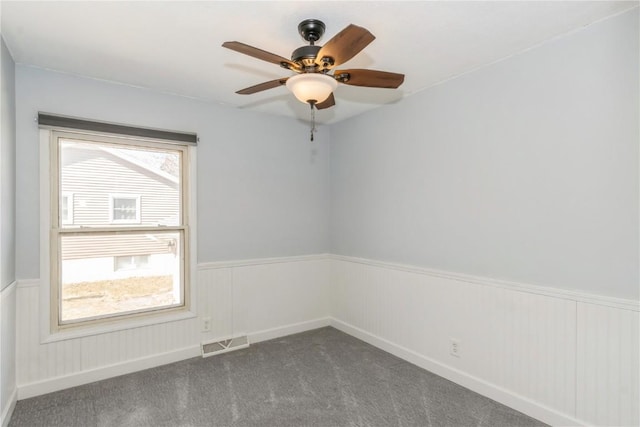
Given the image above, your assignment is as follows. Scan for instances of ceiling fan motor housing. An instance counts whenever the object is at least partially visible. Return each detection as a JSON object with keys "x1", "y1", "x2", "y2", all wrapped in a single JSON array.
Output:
[
  {"x1": 294, "y1": 20, "x2": 334, "y2": 70},
  {"x1": 291, "y1": 45, "x2": 322, "y2": 68}
]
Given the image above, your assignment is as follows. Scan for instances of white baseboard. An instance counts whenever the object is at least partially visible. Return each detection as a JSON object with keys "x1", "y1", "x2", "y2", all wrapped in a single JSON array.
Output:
[
  {"x1": 17, "y1": 345, "x2": 201, "y2": 400},
  {"x1": 1, "y1": 388, "x2": 17, "y2": 427},
  {"x1": 16, "y1": 317, "x2": 331, "y2": 400},
  {"x1": 248, "y1": 317, "x2": 331, "y2": 344},
  {"x1": 329, "y1": 318, "x2": 588, "y2": 427}
]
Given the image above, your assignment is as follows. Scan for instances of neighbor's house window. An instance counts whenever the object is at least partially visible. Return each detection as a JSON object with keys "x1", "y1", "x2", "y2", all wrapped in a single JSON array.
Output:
[
  {"x1": 110, "y1": 194, "x2": 141, "y2": 223},
  {"x1": 114, "y1": 254, "x2": 150, "y2": 271},
  {"x1": 61, "y1": 192, "x2": 74, "y2": 224},
  {"x1": 51, "y1": 130, "x2": 190, "y2": 329}
]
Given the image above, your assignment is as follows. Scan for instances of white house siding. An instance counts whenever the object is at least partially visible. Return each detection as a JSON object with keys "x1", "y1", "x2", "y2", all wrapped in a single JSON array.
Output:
[
  {"x1": 60, "y1": 233, "x2": 178, "y2": 261},
  {"x1": 61, "y1": 146, "x2": 179, "y2": 229},
  {"x1": 62, "y1": 254, "x2": 178, "y2": 283}
]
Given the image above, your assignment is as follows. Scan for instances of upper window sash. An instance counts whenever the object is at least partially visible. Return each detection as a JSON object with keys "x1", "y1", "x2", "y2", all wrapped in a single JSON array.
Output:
[{"x1": 53, "y1": 131, "x2": 188, "y2": 231}]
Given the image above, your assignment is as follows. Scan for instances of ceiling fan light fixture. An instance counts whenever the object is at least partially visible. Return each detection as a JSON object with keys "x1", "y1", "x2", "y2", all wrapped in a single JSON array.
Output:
[{"x1": 286, "y1": 73, "x2": 337, "y2": 105}]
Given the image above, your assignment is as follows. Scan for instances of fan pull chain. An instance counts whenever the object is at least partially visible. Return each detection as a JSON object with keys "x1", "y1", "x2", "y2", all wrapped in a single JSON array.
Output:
[{"x1": 310, "y1": 103, "x2": 317, "y2": 142}]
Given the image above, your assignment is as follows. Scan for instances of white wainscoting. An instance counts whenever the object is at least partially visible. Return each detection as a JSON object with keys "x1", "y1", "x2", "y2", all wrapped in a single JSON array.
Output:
[
  {"x1": 197, "y1": 255, "x2": 331, "y2": 344},
  {"x1": 576, "y1": 303, "x2": 639, "y2": 426},
  {"x1": 11, "y1": 254, "x2": 638, "y2": 427},
  {"x1": 1, "y1": 281, "x2": 17, "y2": 427},
  {"x1": 15, "y1": 255, "x2": 331, "y2": 399},
  {"x1": 329, "y1": 256, "x2": 640, "y2": 427}
]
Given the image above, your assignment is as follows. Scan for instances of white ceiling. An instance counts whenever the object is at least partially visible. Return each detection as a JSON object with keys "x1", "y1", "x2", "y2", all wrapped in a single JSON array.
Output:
[{"x1": 1, "y1": 1, "x2": 637, "y2": 124}]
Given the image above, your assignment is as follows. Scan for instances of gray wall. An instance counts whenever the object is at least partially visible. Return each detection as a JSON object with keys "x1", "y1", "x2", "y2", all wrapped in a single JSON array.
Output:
[
  {"x1": 1, "y1": 36, "x2": 16, "y2": 290},
  {"x1": 15, "y1": 66, "x2": 330, "y2": 279},
  {"x1": 330, "y1": 9, "x2": 639, "y2": 300},
  {"x1": 1, "y1": 34, "x2": 18, "y2": 423}
]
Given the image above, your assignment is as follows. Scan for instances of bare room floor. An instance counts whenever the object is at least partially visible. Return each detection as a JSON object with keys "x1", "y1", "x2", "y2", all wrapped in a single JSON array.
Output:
[{"x1": 9, "y1": 327, "x2": 547, "y2": 427}]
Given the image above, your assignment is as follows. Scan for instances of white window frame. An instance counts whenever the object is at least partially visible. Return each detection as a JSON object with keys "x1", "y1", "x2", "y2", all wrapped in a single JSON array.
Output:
[
  {"x1": 61, "y1": 191, "x2": 74, "y2": 225},
  {"x1": 109, "y1": 193, "x2": 141, "y2": 224},
  {"x1": 39, "y1": 129, "x2": 197, "y2": 342}
]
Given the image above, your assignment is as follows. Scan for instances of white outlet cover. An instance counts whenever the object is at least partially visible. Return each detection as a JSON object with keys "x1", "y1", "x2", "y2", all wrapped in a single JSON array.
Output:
[
  {"x1": 202, "y1": 317, "x2": 211, "y2": 332},
  {"x1": 450, "y1": 339, "x2": 461, "y2": 357}
]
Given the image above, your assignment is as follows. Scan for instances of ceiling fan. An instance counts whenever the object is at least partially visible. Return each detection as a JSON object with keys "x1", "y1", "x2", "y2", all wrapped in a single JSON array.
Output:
[{"x1": 222, "y1": 19, "x2": 405, "y2": 111}]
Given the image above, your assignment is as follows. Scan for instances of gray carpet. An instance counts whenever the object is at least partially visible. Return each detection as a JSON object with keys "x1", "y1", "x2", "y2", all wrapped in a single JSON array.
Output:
[{"x1": 9, "y1": 327, "x2": 547, "y2": 427}]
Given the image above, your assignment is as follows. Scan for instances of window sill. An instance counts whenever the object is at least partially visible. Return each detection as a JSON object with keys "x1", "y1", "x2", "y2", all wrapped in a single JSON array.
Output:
[{"x1": 41, "y1": 309, "x2": 197, "y2": 344}]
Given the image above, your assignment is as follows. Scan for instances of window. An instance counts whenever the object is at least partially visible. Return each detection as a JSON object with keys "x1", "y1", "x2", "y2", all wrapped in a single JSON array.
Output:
[
  {"x1": 114, "y1": 255, "x2": 150, "y2": 271},
  {"x1": 61, "y1": 192, "x2": 74, "y2": 224},
  {"x1": 50, "y1": 130, "x2": 190, "y2": 329},
  {"x1": 110, "y1": 194, "x2": 140, "y2": 223}
]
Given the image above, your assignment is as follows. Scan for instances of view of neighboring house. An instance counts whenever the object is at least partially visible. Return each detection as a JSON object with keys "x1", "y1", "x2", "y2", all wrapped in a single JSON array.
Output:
[
  {"x1": 58, "y1": 139, "x2": 182, "y2": 320},
  {"x1": 60, "y1": 140, "x2": 180, "y2": 281}
]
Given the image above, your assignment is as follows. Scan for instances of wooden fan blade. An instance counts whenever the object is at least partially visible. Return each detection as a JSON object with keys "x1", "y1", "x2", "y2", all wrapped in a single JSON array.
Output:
[
  {"x1": 315, "y1": 93, "x2": 335, "y2": 110},
  {"x1": 314, "y1": 25, "x2": 375, "y2": 69},
  {"x1": 236, "y1": 78, "x2": 289, "y2": 95},
  {"x1": 334, "y1": 69, "x2": 404, "y2": 88},
  {"x1": 222, "y1": 41, "x2": 300, "y2": 71}
]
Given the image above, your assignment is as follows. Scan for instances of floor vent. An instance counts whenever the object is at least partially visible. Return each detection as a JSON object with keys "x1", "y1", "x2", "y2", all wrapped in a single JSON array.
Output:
[{"x1": 201, "y1": 336, "x2": 250, "y2": 358}]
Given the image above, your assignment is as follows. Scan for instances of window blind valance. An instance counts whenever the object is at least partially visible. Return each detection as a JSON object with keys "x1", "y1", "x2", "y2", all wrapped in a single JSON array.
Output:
[{"x1": 38, "y1": 113, "x2": 198, "y2": 145}]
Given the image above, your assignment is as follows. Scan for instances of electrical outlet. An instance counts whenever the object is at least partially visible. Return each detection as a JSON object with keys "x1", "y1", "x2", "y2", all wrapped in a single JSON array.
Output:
[
  {"x1": 450, "y1": 338, "x2": 461, "y2": 357},
  {"x1": 202, "y1": 317, "x2": 211, "y2": 332}
]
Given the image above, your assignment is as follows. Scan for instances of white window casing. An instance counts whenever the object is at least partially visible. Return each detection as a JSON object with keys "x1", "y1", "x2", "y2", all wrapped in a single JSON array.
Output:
[{"x1": 39, "y1": 128, "x2": 198, "y2": 342}]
